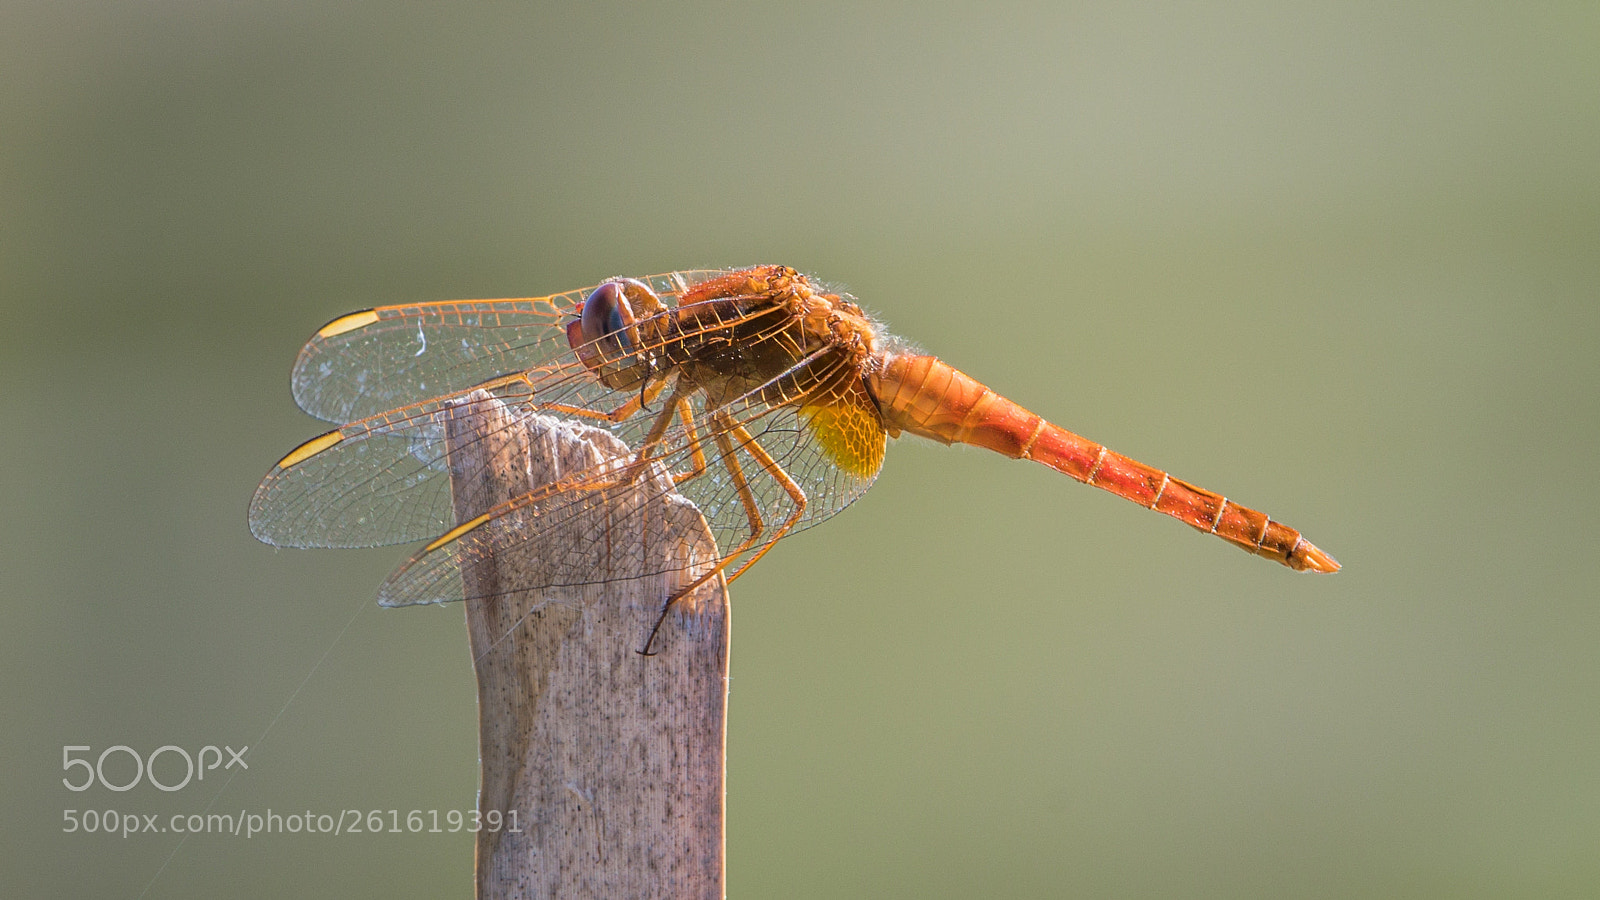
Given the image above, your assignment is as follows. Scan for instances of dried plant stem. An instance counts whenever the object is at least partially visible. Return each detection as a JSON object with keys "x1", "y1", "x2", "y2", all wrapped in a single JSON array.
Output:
[{"x1": 444, "y1": 391, "x2": 729, "y2": 900}]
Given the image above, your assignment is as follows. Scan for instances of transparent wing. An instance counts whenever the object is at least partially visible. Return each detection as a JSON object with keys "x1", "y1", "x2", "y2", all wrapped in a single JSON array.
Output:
[
  {"x1": 250, "y1": 358, "x2": 689, "y2": 549},
  {"x1": 254, "y1": 272, "x2": 740, "y2": 550},
  {"x1": 290, "y1": 270, "x2": 730, "y2": 423}
]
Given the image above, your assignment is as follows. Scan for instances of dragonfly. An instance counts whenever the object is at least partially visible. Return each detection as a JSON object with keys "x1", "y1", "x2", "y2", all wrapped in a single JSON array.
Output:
[{"x1": 251, "y1": 265, "x2": 1338, "y2": 652}]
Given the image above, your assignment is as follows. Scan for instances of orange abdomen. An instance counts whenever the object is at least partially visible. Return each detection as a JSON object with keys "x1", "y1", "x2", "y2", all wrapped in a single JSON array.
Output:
[{"x1": 867, "y1": 354, "x2": 1338, "y2": 573}]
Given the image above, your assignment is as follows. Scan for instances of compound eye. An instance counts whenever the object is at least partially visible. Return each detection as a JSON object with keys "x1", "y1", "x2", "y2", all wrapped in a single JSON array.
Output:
[{"x1": 579, "y1": 280, "x2": 637, "y2": 352}]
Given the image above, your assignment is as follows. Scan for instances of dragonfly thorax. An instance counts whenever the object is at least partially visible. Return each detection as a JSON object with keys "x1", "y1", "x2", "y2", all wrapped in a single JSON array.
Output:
[{"x1": 669, "y1": 267, "x2": 882, "y2": 411}]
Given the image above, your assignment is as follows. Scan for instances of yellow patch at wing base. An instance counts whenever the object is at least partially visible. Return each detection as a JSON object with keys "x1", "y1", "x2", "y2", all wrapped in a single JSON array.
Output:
[{"x1": 801, "y1": 382, "x2": 887, "y2": 479}]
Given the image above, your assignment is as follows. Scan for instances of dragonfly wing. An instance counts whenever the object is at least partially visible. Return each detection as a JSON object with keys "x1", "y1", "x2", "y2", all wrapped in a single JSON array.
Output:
[
  {"x1": 251, "y1": 380, "x2": 530, "y2": 548},
  {"x1": 291, "y1": 294, "x2": 583, "y2": 424},
  {"x1": 290, "y1": 271, "x2": 734, "y2": 423},
  {"x1": 251, "y1": 365, "x2": 640, "y2": 548}
]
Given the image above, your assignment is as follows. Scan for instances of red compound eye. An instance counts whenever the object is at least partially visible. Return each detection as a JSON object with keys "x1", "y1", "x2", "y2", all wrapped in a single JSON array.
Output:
[
  {"x1": 568, "y1": 278, "x2": 655, "y2": 384},
  {"x1": 579, "y1": 280, "x2": 637, "y2": 352}
]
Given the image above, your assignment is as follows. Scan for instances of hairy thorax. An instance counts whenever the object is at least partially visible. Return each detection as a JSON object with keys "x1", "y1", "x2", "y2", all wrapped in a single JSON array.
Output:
[{"x1": 667, "y1": 266, "x2": 882, "y2": 411}]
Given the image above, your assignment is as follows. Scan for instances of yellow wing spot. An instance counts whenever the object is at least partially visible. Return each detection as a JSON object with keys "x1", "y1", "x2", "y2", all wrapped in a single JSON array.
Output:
[
  {"x1": 801, "y1": 386, "x2": 887, "y2": 479},
  {"x1": 276, "y1": 430, "x2": 345, "y2": 469},
  {"x1": 424, "y1": 513, "x2": 493, "y2": 553},
  {"x1": 316, "y1": 309, "x2": 381, "y2": 338}
]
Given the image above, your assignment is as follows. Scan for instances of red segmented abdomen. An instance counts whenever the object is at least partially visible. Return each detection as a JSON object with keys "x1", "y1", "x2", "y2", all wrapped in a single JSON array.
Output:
[{"x1": 866, "y1": 354, "x2": 1339, "y2": 573}]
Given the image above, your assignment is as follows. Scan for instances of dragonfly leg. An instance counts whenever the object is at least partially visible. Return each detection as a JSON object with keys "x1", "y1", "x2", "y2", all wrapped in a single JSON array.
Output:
[
  {"x1": 639, "y1": 417, "x2": 809, "y2": 655},
  {"x1": 639, "y1": 420, "x2": 759, "y2": 655},
  {"x1": 560, "y1": 381, "x2": 687, "y2": 491},
  {"x1": 709, "y1": 420, "x2": 767, "y2": 551},
  {"x1": 671, "y1": 397, "x2": 709, "y2": 485},
  {"x1": 716, "y1": 421, "x2": 807, "y2": 585},
  {"x1": 534, "y1": 371, "x2": 671, "y2": 424},
  {"x1": 538, "y1": 398, "x2": 639, "y2": 423},
  {"x1": 542, "y1": 390, "x2": 703, "y2": 500},
  {"x1": 627, "y1": 381, "x2": 688, "y2": 469}
]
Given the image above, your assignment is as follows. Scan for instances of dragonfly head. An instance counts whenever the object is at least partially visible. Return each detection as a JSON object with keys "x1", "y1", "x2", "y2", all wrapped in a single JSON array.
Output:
[{"x1": 568, "y1": 278, "x2": 658, "y2": 388}]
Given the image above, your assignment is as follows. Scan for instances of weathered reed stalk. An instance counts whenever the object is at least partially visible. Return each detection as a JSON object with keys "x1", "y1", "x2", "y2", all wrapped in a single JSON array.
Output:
[{"x1": 443, "y1": 390, "x2": 728, "y2": 899}]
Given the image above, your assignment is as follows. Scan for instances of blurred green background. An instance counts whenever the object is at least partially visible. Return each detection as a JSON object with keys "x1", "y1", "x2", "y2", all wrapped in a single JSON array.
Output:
[{"x1": 4, "y1": 2, "x2": 1597, "y2": 897}]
